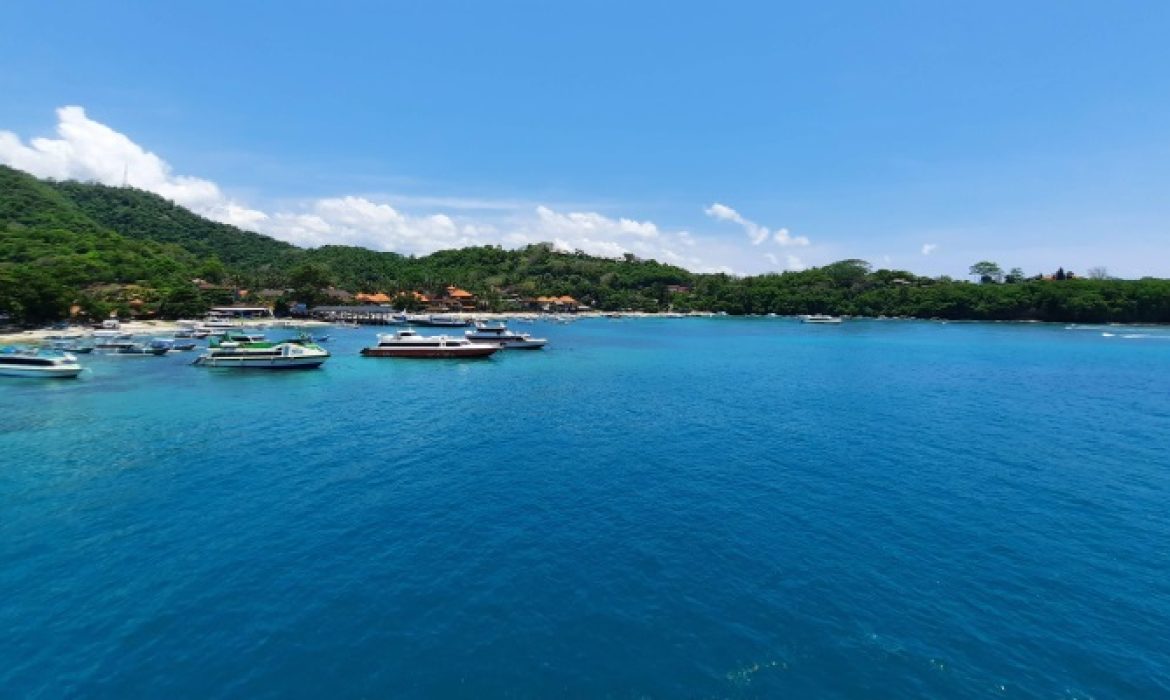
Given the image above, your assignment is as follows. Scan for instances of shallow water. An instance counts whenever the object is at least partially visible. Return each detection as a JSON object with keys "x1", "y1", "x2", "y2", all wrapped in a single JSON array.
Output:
[{"x1": 2, "y1": 319, "x2": 1168, "y2": 697}]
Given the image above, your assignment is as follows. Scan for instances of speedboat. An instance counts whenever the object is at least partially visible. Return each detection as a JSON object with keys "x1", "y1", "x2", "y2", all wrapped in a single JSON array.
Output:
[
  {"x1": 801, "y1": 314, "x2": 844, "y2": 324},
  {"x1": 193, "y1": 335, "x2": 329, "y2": 369},
  {"x1": 361, "y1": 329, "x2": 499, "y2": 358},
  {"x1": 465, "y1": 322, "x2": 547, "y2": 350},
  {"x1": 0, "y1": 347, "x2": 84, "y2": 378}
]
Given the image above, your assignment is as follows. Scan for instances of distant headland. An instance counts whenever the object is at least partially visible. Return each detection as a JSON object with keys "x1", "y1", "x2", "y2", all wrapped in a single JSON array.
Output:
[{"x1": 2, "y1": 165, "x2": 1167, "y2": 327}]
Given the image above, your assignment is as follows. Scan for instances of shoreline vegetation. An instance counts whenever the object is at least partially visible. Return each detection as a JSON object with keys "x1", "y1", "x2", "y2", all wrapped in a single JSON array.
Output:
[{"x1": 3, "y1": 164, "x2": 1169, "y2": 328}]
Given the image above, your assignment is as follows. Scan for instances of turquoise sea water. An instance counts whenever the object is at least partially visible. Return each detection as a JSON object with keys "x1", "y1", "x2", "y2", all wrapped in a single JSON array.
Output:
[{"x1": 2, "y1": 318, "x2": 1168, "y2": 697}]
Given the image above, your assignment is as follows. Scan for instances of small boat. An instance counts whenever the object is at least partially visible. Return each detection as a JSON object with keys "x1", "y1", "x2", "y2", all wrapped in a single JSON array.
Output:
[
  {"x1": 0, "y1": 347, "x2": 84, "y2": 378},
  {"x1": 801, "y1": 314, "x2": 844, "y2": 324},
  {"x1": 465, "y1": 322, "x2": 547, "y2": 350},
  {"x1": 114, "y1": 343, "x2": 169, "y2": 356},
  {"x1": 149, "y1": 338, "x2": 198, "y2": 353},
  {"x1": 193, "y1": 336, "x2": 329, "y2": 369},
  {"x1": 49, "y1": 339, "x2": 95, "y2": 354},
  {"x1": 93, "y1": 331, "x2": 136, "y2": 348},
  {"x1": 361, "y1": 329, "x2": 499, "y2": 358}
]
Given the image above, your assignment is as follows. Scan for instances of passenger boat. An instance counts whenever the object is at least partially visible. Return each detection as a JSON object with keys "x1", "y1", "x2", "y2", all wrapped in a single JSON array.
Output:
[
  {"x1": 465, "y1": 322, "x2": 547, "y2": 350},
  {"x1": 192, "y1": 335, "x2": 329, "y2": 369},
  {"x1": 360, "y1": 329, "x2": 499, "y2": 358},
  {"x1": 0, "y1": 347, "x2": 84, "y2": 378},
  {"x1": 801, "y1": 314, "x2": 844, "y2": 324}
]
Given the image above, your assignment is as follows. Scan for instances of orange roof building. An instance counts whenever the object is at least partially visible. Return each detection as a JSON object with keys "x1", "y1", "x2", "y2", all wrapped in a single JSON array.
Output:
[{"x1": 355, "y1": 292, "x2": 392, "y2": 304}]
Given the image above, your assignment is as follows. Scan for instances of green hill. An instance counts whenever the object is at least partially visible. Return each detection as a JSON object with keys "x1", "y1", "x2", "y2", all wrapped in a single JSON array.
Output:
[
  {"x1": 51, "y1": 179, "x2": 301, "y2": 280},
  {"x1": 2, "y1": 165, "x2": 1168, "y2": 325}
]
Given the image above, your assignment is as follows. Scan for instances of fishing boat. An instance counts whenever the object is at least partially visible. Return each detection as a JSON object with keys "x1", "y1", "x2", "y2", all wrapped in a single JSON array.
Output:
[
  {"x1": 0, "y1": 347, "x2": 84, "y2": 378},
  {"x1": 193, "y1": 335, "x2": 329, "y2": 369},
  {"x1": 114, "y1": 342, "x2": 169, "y2": 356},
  {"x1": 465, "y1": 322, "x2": 547, "y2": 350},
  {"x1": 801, "y1": 314, "x2": 844, "y2": 324},
  {"x1": 360, "y1": 329, "x2": 499, "y2": 358}
]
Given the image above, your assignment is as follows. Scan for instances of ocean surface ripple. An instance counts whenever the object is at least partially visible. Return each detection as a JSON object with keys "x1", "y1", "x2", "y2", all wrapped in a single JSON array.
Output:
[{"x1": 2, "y1": 319, "x2": 1168, "y2": 697}]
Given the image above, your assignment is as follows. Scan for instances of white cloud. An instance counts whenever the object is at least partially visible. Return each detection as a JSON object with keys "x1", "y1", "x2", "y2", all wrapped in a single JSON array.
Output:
[
  {"x1": 0, "y1": 106, "x2": 815, "y2": 274},
  {"x1": 786, "y1": 255, "x2": 806, "y2": 271},
  {"x1": 534, "y1": 205, "x2": 659, "y2": 239},
  {"x1": 704, "y1": 202, "x2": 809, "y2": 247},
  {"x1": 921, "y1": 243, "x2": 938, "y2": 255},
  {"x1": 0, "y1": 105, "x2": 267, "y2": 228}
]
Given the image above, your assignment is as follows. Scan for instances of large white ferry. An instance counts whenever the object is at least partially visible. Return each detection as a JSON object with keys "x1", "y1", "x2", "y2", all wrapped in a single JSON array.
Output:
[
  {"x1": 361, "y1": 329, "x2": 499, "y2": 358},
  {"x1": 193, "y1": 335, "x2": 329, "y2": 369}
]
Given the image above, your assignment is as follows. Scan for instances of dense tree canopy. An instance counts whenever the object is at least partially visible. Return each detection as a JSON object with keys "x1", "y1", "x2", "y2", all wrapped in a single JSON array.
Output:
[{"x1": 1, "y1": 165, "x2": 1168, "y2": 325}]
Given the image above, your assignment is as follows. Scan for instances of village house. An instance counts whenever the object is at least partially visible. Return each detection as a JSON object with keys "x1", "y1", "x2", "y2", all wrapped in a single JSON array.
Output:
[
  {"x1": 354, "y1": 292, "x2": 393, "y2": 305},
  {"x1": 525, "y1": 295, "x2": 582, "y2": 313}
]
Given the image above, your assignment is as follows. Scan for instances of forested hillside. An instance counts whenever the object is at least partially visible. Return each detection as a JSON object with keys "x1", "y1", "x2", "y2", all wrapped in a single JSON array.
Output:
[{"x1": 2, "y1": 165, "x2": 1168, "y2": 325}]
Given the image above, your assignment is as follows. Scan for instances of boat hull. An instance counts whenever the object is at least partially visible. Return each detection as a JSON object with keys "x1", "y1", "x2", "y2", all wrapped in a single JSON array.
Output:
[
  {"x1": 361, "y1": 346, "x2": 498, "y2": 358},
  {"x1": 193, "y1": 356, "x2": 326, "y2": 369},
  {"x1": 465, "y1": 337, "x2": 547, "y2": 349},
  {"x1": 0, "y1": 365, "x2": 83, "y2": 379}
]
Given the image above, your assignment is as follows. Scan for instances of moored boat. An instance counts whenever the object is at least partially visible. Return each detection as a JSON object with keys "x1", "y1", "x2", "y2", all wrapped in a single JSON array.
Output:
[
  {"x1": 360, "y1": 329, "x2": 499, "y2": 358},
  {"x1": 193, "y1": 336, "x2": 329, "y2": 369},
  {"x1": 0, "y1": 347, "x2": 84, "y2": 378},
  {"x1": 114, "y1": 342, "x2": 169, "y2": 356},
  {"x1": 801, "y1": 314, "x2": 844, "y2": 324},
  {"x1": 465, "y1": 322, "x2": 547, "y2": 350}
]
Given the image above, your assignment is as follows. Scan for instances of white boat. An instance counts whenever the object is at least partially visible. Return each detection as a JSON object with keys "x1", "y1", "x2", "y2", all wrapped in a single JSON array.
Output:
[
  {"x1": 465, "y1": 322, "x2": 547, "y2": 350},
  {"x1": 801, "y1": 314, "x2": 844, "y2": 324},
  {"x1": 0, "y1": 347, "x2": 84, "y2": 378},
  {"x1": 361, "y1": 329, "x2": 499, "y2": 358},
  {"x1": 193, "y1": 336, "x2": 329, "y2": 369}
]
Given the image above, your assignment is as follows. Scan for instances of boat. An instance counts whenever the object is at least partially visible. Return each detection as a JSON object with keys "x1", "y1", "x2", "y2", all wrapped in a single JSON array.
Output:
[
  {"x1": 0, "y1": 347, "x2": 84, "y2": 378},
  {"x1": 114, "y1": 342, "x2": 169, "y2": 356},
  {"x1": 149, "y1": 338, "x2": 197, "y2": 353},
  {"x1": 92, "y1": 329, "x2": 136, "y2": 348},
  {"x1": 360, "y1": 329, "x2": 499, "y2": 358},
  {"x1": 48, "y1": 338, "x2": 95, "y2": 354},
  {"x1": 801, "y1": 314, "x2": 844, "y2": 324},
  {"x1": 406, "y1": 314, "x2": 470, "y2": 328},
  {"x1": 192, "y1": 335, "x2": 329, "y2": 369},
  {"x1": 465, "y1": 322, "x2": 547, "y2": 350}
]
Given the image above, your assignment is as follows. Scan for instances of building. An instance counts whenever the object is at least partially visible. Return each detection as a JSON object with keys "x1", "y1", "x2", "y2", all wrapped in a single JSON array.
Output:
[
  {"x1": 354, "y1": 292, "x2": 393, "y2": 305},
  {"x1": 442, "y1": 286, "x2": 478, "y2": 312}
]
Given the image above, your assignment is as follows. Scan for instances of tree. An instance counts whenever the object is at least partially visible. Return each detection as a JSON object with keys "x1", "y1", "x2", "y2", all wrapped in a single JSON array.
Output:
[
  {"x1": 288, "y1": 262, "x2": 335, "y2": 306},
  {"x1": 969, "y1": 261, "x2": 1004, "y2": 284},
  {"x1": 1087, "y1": 266, "x2": 1109, "y2": 280},
  {"x1": 1005, "y1": 267, "x2": 1025, "y2": 284},
  {"x1": 1055, "y1": 267, "x2": 1066, "y2": 281},
  {"x1": 157, "y1": 284, "x2": 207, "y2": 319}
]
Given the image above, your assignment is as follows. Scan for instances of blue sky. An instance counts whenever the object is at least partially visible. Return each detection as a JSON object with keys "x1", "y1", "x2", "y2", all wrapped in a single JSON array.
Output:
[{"x1": 2, "y1": 1, "x2": 1169, "y2": 276}]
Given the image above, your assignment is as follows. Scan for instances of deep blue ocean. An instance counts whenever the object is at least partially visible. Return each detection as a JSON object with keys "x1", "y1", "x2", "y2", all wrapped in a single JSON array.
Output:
[{"x1": 2, "y1": 318, "x2": 1168, "y2": 698}]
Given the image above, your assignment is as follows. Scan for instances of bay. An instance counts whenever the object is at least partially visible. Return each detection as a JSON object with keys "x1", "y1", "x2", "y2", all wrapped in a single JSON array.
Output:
[{"x1": 2, "y1": 318, "x2": 1168, "y2": 697}]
